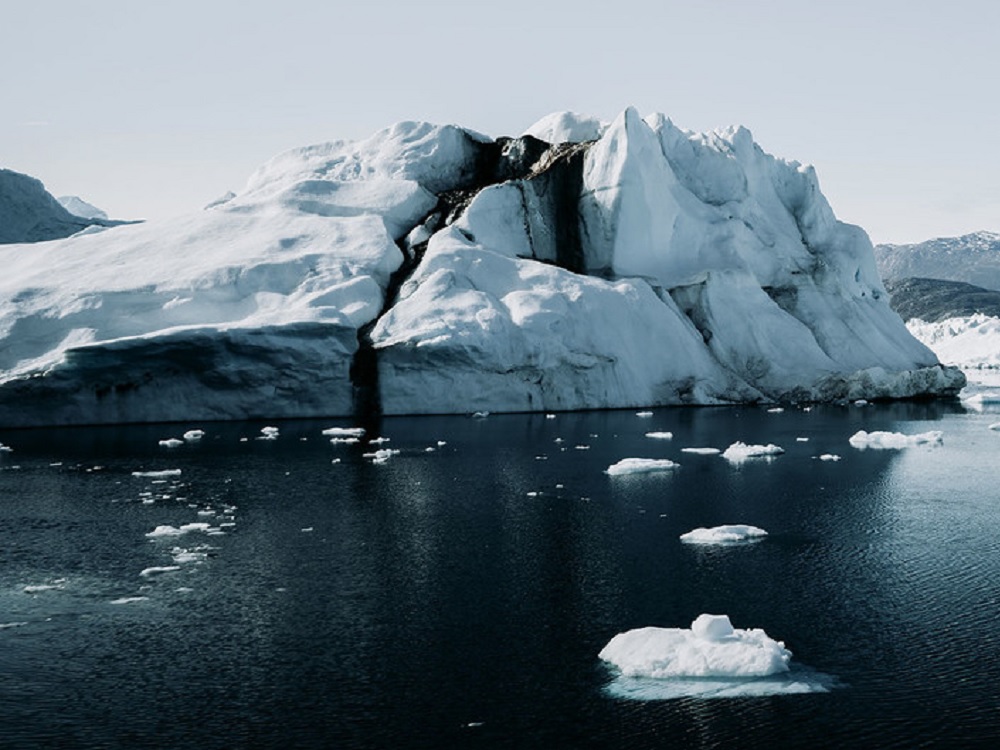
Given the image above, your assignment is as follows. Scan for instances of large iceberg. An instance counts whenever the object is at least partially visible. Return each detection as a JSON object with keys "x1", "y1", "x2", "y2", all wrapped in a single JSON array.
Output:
[{"x1": 0, "y1": 110, "x2": 964, "y2": 426}]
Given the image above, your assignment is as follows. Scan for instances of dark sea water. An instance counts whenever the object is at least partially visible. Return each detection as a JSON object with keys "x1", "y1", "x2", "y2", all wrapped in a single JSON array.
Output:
[{"x1": 2, "y1": 398, "x2": 1000, "y2": 749}]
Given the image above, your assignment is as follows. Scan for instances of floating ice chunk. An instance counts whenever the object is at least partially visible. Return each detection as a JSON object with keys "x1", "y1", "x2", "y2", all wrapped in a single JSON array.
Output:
[
  {"x1": 437, "y1": 440, "x2": 447, "y2": 446},
  {"x1": 681, "y1": 447, "x2": 721, "y2": 455},
  {"x1": 991, "y1": 423, "x2": 1000, "y2": 431},
  {"x1": 546, "y1": 414, "x2": 557, "y2": 419},
  {"x1": 0, "y1": 442, "x2": 12, "y2": 453},
  {"x1": 606, "y1": 458, "x2": 679, "y2": 476},
  {"x1": 110, "y1": 596, "x2": 149, "y2": 605},
  {"x1": 301, "y1": 527, "x2": 314, "y2": 532},
  {"x1": 330, "y1": 437, "x2": 360, "y2": 444},
  {"x1": 645, "y1": 431, "x2": 673, "y2": 440},
  {"x1": 322, "y1": 427, "x2": 366, "y2": 438},
  {"x1": 0, "y1": 621, "x2": 28, "y2": 628},
  {"x1": 796, "y1": 437, "x2": 810, "y2": 442},
  {"x1": 819, "y1": 453, "x2": 842, "y2": 461},
  {"x1": 636, "y1": 411, "x2": 653, "y2": 418},
  {"x1": 23, "y1": 583, "x2": 64, "y2": 593},
  {"x1": 140, "y1": 566, "x2": 181, "y2": 577},
  {"x1": 365, "y1": 448, "x2": 400, "y2": 464},
  {"x1": 766, "y1": 407, "x2": 784, "y2": 414},
  {"x1": 131, "y1": 469, "x2": 182, "y2": 478},
  {"x1": 183, "y1": 429, "x2": 205, "y2": 442},
  {"x1": 369, "y1": 437, "x2": 391, "y2": 445},
  {"x1": 575, "y1": 445, "x2": 591, "y2": 450},
  {"x1": 158, "y1": 438, "x2": 184, "y2": 448},
  {"x1": 848, "y1": 430, "x2": 943, "y2": 449},
  {"x1": 680, "y1": 525, "x2": 768, "y2": 545},
  {"x1": 721, "y1": 442, "x2": 785, "y2": 463},
  {"x1": 172, "y1": 547, "x2": 209, "y2": 564},
  {"x1": 145, "y1": 522, "x2": 211, "y2": 538},
  {"x1": 854, "y1": 399, "x2": 870, "y2": 407},
  {"x1": 258, "y1": 426, "x2": 280, "y2": 440},
  {"x1": 472, "y1": 411, "x2": 490, "y2": 418},
  {"x1": 599, "y1": 614, "x2": 792, "y2": 679}
]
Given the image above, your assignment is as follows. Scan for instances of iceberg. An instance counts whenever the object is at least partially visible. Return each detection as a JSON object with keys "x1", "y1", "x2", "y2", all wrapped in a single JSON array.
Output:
[
  {"x1": 680, "y1": 525, "x2": 768, "y2": 544},
  {"x1": 0, "y1": 110, "x2": 964, "y2": 426},
  {"x1": 599, "y1": 614, "x2": 791, "y2": 679},
  {"x1": 606, "y1": 458, "x2": 680, "y2": 476},
  {"x1": 721, "y1": 442, "x2": 785, "y2": 463},
  {"x1": 848, "y1": 430, "x2": 943, "y2": 449}
]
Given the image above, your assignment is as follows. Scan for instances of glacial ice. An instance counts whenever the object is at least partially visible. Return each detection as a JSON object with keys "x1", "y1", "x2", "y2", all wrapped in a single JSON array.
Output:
[
  {"x1": 680, "y1": 525, "x2": 768, "y2": 544},
  {"x1": 645, "y1": 431, "x2": 673, "y2": 439},
  {"x1": 721, "y1": 442, "x2": 785, "y2": 463},
  {"x1": 599, "y1": 614, "x2": 792, "y2": 679},
  {"x1": 848, "y1": 430, "x2": 943, "y2": 449},
  {"x1": 131, "y1": 469, "x2": 182, "y2": 478},
  {"x1": 0, "y1": 110, "x2": 965, "y2": 426},
  {"x1": 907, "y1": 314, "x2": 1000, "y2": 369},
  {"x1": 606, "y1": 458, "x2": 680, "y2": 476},
  {"x1": 681, "y1": 447, "x2": 721, "y2": 455}
]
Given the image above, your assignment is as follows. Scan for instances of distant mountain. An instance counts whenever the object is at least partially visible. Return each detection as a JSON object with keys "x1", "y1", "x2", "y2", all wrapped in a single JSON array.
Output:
[
  {"x1": 886, "y1": 277, "x2": 1000, "y2": 322},
  {"x1": 875, "y1": 231, "x2": 1000, "y2": 291},
  {"x1": 57, "y1": 195, "x2": 108, "y2": 220},
  {"x1": 0, "y1": 169, "x2": 104, "y2": 243}
]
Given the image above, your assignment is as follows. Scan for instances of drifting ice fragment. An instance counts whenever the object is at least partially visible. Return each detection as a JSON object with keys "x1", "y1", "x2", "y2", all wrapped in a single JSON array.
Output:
[
  {"x1": 636, "y1": 411, "x2": 653, "y2": 418},
  {"x1": 681, "y1": 447, "x2": 721, "y2": 455},
  {"x1": 848, "y1": 430, "x2": 943, "y2": 449},
  {"x1": 680, "y1": 525, "x2": 768, "y2": 544},
  {"x1": 722, "y1": 442, "x2": 785, "y2": 463},
  {"x1": 819, "y1": 454, "x2": 842, "y2": 461},
  {"x1": 183, "y1": 430, "x2": 205, "y2": 442},
  {"x1": 132, "y1": 469, "x2": 182, "y2": 478},
  {"x1": 258, "y1": 426, "x2": 280, "y2": 440},
  {"x1": 766, "y1": 407, "x2": 784, "y2": 413},
  {"x1": 322, "y1": 427, "x2": 366, "y2": 438},
  {"x1": 158, "y1": 438, "x2": 184, "y2": 448},
  {"x1": 606, "y1": 458, "x2": 679, "y2": 476},
  {"x1": 989, "y1": 423, "x2": 1000, "y2": 431},
  {"x1": 599, "y1": 614, "x2": 791, "y2": 679},
  {"x1": 110, "y1": 597, "x2": 149, "y2": 605},
  {"x1": 645, "y1": 431, "x2": 673, "y2": 440},
  {"x1": 145, "y1": 523, "x2": 211, "y2": 538},
  {"x1": 140, "y1": 566, "x2": 181, "y2": 577},
  {"x1": 0, "y1": 442, "x2": 12, "y2": 453}
]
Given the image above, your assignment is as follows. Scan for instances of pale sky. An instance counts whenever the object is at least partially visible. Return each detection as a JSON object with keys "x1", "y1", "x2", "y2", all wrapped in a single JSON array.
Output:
[{"x1": 3, "y1": 0, "x2": 998, "y2": 244}]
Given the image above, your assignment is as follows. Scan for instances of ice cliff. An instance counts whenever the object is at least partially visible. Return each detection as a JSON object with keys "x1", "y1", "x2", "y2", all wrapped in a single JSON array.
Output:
[
  {"x1": 0, "y1": 109, "x2": 964, "y2": 426},
  {"x1": 0, "y1": 169, "x2": 109, "y2": 243}
]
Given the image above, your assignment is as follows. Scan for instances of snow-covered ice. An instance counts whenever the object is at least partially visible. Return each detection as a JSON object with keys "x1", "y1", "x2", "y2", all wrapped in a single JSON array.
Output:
[
  {"x1": 182, "y1": 429, "x2": 205, "y2": 442},
  {"x1": 145, "y1": 523, "x2": 212, "y2": 538},
  {"x1": 848, "y1": 430, "x2": 943, "y2": 449},
  {"x1": 140, "y1": 566, "x2": 181, "y2": 577},
  {"x1": 680, "y1": 525, "x2": 768, "y2": 544},
  {"x1": 322, "y1": 427, "x2": 366, "y2": 438},
  {"x1": 645, "y1": 431, "x2": 673, "y2": 440},
  {"x1": 606, "y1": 458, "x2": 679, "y2": 476},
  {"x1": 721, "y1": 442, "x2": 785, "y2": 463},
  {"x1": 599, "y1": 614, "x2": 791, "y2": 679},
  {"x1": 819, "y1": 453, "x2": 842, "y2": 461},
  {"x1": 681, "y1": 447, "x2": 721, "y2": 455},
  {"x1": 636, "y1": 411, "x2": 654, "y2": 418}
]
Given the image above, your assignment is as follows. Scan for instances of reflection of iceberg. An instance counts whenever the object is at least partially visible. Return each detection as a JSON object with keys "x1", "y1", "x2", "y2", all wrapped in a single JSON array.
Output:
[{"x1": 600, "y1": 614, "x2": 834, "y2": 699}]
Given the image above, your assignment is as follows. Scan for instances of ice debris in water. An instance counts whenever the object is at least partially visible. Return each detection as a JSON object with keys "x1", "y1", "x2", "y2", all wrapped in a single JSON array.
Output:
[
  {"x1": 0, "y1": 442, "x2": 12, "y2": 453},
  {"x1": 991, "y1": 423, "x2": 1000, "y2": 431},
  {"x1": 606, "y1": 458, "x2": 679, "y2": 476},
  {"x1": 681, "y1": 447, "x2": 721, "y2": 455},
  {"x1": 472, "y1": 411, "x2": 490, "y2": 419},
  {"x1": 721, "y1": 442, "x2": 785, "y2": 463},
  {"x1": 766, "y1": 407, "x2": 784, "y2": 413},
  {"x1": 645, "y1": 431, "x2": 673, "y2": 440},
  {"x1": 258, "y1": 426, "x2": 280, "y2": 441},
  {"x1": 145, "y1": 523, "x2": 212, "y2": 538},
  {"x1": 796, "y1": 437, "x2": 810, "y2": 442},
  {"x1": 158, "y1": 438, "x2": 184, "y2": 448},
  {"x1": 636, "y1": 411, "x2": 653, "y2": 418},
  {"x1": 322, "y1": 427, "x2": 366, "y2": 438},
  {"x1": 364, "y1": 448, "x2": 400, "y2": 464},
  {"x1": 183, "y1": 429, "x2": 205, "y2": 442},
  {"x1": 599, "y1": 614, "x2": 791, "y2": 679},
  {"x1": 110, "y1": 596, "x2": 149, "y2": 605},
  {"x1": 819, "y1": 454, "x2": 842, "y2": 461},
  {"x1": 848, "y1": 430, "x2": 943, "y2": 449},
  {"x1": 132, "y1": 469, "x2": 182, "y2": 478},
  {"x1": 140, "y1": 566, "x2": 181, "y2": 577},
  {"x1": 680, "y1": 525, "x2": 768, "y2": 544}
]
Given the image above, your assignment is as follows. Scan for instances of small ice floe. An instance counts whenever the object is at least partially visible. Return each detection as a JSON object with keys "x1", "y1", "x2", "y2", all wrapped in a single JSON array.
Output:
[
  {"x1": 472, "y1": 411, "x2": 490, "y2": 419},
  {"x1": 131, "y1": 469, "x2": 182, "y2": 478},
  {"x1": 172, "y1": 547, "x2": 210, "y2": 564},
  {"x1": 329, "y1": 437, "x2": 360, "y2": 444},
  {"x1": 545, "y1": 414, "x2": 557, "y2": 420},
  {"x1": 158, "y1": 438, "x2": 184, "y2": 448},
  {"x1": 680, "y1": 525, "x2": 768, "y2": 545},
  {"x1": 0, "y1": 621, "x2": 28, "y2": 629},
  {"x1": 301, "y1": 527, "x2": 314, "y2": 533},
  {"x1": 257, "y1": 426, "x2": 280, "y2": 441},
  {"x1": 437, "y1": 440, "x2": 447, "y2": 446},
  {"x1": 801, "y1": 406, "x2": 813, "y2": 412},
  {"x1": 0, "y1": 442, "x2": 12, "y2": 453},
  {"x1": 818, "y1": 454, "x2": 842, "y2": 461},
  {"x1": 575, "y1": 445, "x2": 591, "y2": 450},
  {"x1": 989, "y1": 423, "x2": 1000, "y2": 431},
  {"x1": 766, "y1": 407, "x2": 784, "y2": 414},
  {"x1": 110, "y1": 596, "x2": 149, "y2": 605},
  {"x1": 599, "y1": 614, "x2": 829, "y2": 699},
  {"x1": 854, "y1": 399, "x2": 870, "y2": 407},
  {"x1": 848, "y1": 430, "x2": 943, "y2": 449},
  {"x1": 322, "y1": 427, "x2": 366, "y2": 438},
  {"x1": 527, "y1": 491, "x2": 539, "y2": 497},
  {"x1": 425, "y1": 447, "x2": 436, "y2": 452},
  {"x1": 681, "y1": 447, "x2": 721, "y2": 455},
  {"x1": 369, "y1": 437, "x2": 391, "y2": 445},
  {"x1": 331, "y1": 458, "x2": 342, "y2": 464},
  {"x1": 145, "y1": 522, "x2": 211, "y2": 538},
  {"x1": 796, "y1": 437, "x2": 810, "y2": 442},
  {"x1": 636, "y1": 411, "x2": 653, "y2": 418},
  {"x1": 606, "y1": 458, "x2": 679, "y2": 476},
  {"x1": 364, "y1": 449, "x2": 400, "y2": 464},
  {"x1": 721, "y1": 442, "x2": 785, "y2": 463},
  {"x1": 183, "y1": 429, "x2": 205, "y2": 442},
  {"x1": 140, "y1": 566, "x2": 181, "y2": 577},
  {"x1": 24, "y1": 582, "x2": 65, "y2": 594},
  {"x1": 646, "y1": 431, "x2": 673, "y2": 440}
]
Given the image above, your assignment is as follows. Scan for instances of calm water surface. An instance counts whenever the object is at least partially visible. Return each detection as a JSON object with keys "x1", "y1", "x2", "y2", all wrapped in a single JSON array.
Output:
[{"x1": 1, "y1": 395, "x2": 999, "y2": 748}]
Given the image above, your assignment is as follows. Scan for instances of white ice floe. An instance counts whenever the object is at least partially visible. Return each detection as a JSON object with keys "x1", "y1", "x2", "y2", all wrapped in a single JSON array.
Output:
[
  {"x1": 131, "y1": 469, "x2": 182, "y2": 478},
  {"x1": 636, "y1": 411, "x2": 654, "y2": 418},
  {"x1": 330, "y1": 437, "x2": 360, "y2": 444},
  {"x1": 721, "y1": 442, "x2": 785, "y2": 463},
  {"x1": 322, "y1": 427, "x2": 366, "y2": 438},
  {"x1": 364, "y1": 448, "x2": 401, "y2": 464},
  {"x1": 679, "y1": 525, "x2": 768, "y2": 544},
  {"x1": 369, "y1": 437, "x2": 391, "y2": 444},
  {"x1": 796, "y1": 437, "x2": 810, "y2": 442},
  {"x1": 258, "y1": 426, "x2": 280, "y2": 440},
  {"x1": 158, "y1": 438, "x2": 183, "y2": 448},
  {"x1": 848, "y1": 430, "x2": 943, "y2": 449},
  {"x1": 140, "y1": 566, "x2": 181, "y2": 577},
  {"x1": 472, "y1": 411, "x2": 490, "y2": 418},
  {"x1": 606, "y1": 458, "x2": 679, "y2": 476},
  {"x1": 645, "y1": 431, "x2": 673, "y2": 440},
  {"x1": 145, "y1": 522, "x2": 212, "y2": 538},
  {"x1": 990, "y1": 423, "x2": 1000, "y2": 431},
  {"x1": 0, "y1": 442, "x2": 12, "y2": 453},
  {"x1": 819, "y1": 454, "x2": 842, "y2": 461},
  {"x1": 766, "y1": 407, "x2": 784, "y2": 413},
  {"x1": 171, "y1": 547, "x2": 209, "y2": 564},
  {"x1": 183, "y1": 429, "x2": 205, "y2": 442},
  {"x1": 681, "y1": 447, "x2": 721, "y2": 455},
  {"x1": 110, "y1": 596, "x2": 149, "y2": 605},
  {"x1": 599, "y1": 614, "x2": 791, "y2": 679}
]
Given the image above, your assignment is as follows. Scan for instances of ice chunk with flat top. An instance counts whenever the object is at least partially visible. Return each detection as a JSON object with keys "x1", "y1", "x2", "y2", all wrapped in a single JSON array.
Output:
[
  {"x1": 721, "y1": 442, "x2": 784, "y2": 463},
  {"x1": 599, "y1": 614, "x2": 792, "y2": 679},
  {"x1": 848, "y1": 430, "x2": 943, "y2": 449},
  {"x1": 606, "y1": 458, "x2": 679, "y2": 476},
  {"x1": 645, "y1": 431, "x2": 673, "y2": 439},
  {"x1": 680, "y1": 524, "x2": 767, "y2": 545},
  {"x1": 132, "y1": 469, "x2": 182, "y2": 478},
  {"x1": 158, "y1": 438, "x2": 183, "y2": 448},
  {"x1": 322, "y1": 427, "x2": 366, "y2": 438},
  {"x1": 183, "y1": 429, "x2": 204, "y2": 442},
  {"x1": 681, "y1": 447, "x2": 720, "y2": 455}
]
